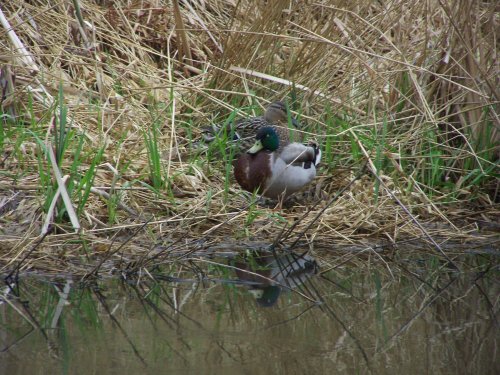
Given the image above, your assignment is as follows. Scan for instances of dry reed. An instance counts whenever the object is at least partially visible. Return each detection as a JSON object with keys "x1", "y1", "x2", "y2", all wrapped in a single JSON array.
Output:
[{"x1": 0, "y1": 0, "x2": 498, "y2": 275}]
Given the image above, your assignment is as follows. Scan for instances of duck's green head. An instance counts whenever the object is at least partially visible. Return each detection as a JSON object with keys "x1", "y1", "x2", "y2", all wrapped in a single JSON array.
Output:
[{"x1": 247, "y1": 126, "x2": 279, "y2": 154}]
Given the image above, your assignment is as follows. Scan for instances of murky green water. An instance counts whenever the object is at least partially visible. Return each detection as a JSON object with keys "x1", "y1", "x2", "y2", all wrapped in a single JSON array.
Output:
[{"x1": 0, "y1": 250, "x2": 498, "y2": 374}]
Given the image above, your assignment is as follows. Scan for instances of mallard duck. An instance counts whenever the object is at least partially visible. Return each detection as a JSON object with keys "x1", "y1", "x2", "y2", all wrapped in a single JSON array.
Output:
[
  {"x1": 202, "y1": 101, "x2": 302, "y2": 148},
  {"x1": 233, "y1": 126, "x2": 321, "y2": 199}
]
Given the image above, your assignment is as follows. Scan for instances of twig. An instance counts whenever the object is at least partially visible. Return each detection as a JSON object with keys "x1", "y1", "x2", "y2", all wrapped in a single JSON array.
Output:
[
  {"x1": 0, "y1": 5, "x2": 39, "y2": 73},
  {"x1": 42, "y1": 175, "x2": 69, "y2": 235},
  {"x1": 47, "y1": 144, "x2": 80, "y2": 232}
]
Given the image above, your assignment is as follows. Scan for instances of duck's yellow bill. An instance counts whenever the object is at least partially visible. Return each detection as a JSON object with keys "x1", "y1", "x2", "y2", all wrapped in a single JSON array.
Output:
[{"x1": 247, "y1": 140, "x2": 263, "y2": 154}]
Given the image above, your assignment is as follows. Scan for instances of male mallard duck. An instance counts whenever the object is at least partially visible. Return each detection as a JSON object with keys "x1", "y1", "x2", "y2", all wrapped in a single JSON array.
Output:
[
  {"x1": 203, "y1": 101, "x2": 302, "y2": 148},
  {"x1": 233, "y1": 126, "x2": 321, "y2": 199}
]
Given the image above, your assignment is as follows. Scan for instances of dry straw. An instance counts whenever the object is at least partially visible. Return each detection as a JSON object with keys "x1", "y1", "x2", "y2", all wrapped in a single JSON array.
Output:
[{"x1": 0, "y1": 1, "x2": 498, "y2": 276}]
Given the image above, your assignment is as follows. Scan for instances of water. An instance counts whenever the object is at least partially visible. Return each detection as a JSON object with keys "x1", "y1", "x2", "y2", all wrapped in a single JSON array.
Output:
[{"x1": 0, "y1": 250, "x2": 498, "y2": 374}]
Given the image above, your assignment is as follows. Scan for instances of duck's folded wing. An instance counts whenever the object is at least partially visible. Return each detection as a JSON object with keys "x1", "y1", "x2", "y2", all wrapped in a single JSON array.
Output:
[{"x1": 279, "y1": 143, "x2": 317, "y2": 165}]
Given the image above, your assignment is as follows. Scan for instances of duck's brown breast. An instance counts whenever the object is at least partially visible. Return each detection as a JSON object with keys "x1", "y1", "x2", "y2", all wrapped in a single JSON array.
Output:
[{"x1": 233, "y1": 151, "x2": 273, "y2": 194}]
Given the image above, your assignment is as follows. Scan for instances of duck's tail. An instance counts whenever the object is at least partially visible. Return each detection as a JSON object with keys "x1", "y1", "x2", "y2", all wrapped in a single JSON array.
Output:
[{"x1": 311, "y1": 142, "x2": 322, "y2": 166}]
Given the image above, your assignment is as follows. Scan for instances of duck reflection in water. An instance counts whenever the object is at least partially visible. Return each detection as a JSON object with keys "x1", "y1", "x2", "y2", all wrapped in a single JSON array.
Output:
[{"x1": 233, "y1": 250, "x2": 318, "y2": 307}]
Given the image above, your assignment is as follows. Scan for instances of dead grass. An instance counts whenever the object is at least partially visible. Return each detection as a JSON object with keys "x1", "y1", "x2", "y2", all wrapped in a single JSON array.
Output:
[{"x1": 0, "y1": 0, "x2": 498, "y2": 275}]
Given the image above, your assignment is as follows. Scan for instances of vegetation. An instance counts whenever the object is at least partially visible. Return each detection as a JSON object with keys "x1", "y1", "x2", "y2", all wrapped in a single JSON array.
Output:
[{"x1": 0, "y1": 0, "x2": 498, "y2": 275}]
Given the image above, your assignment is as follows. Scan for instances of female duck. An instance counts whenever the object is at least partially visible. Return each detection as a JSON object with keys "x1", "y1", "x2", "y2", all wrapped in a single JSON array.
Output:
[
  {"x1": 233, "y1": 126, "x2": 321, "y2": 199},
  {"x1": 203, "y1": 101, "x2": 302, "y2": 147}
]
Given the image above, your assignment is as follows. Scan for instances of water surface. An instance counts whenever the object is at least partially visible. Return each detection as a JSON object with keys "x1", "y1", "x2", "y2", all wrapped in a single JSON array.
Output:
[{"x1": 0, "y1": 250, "x2": 497, "y2": 374}]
